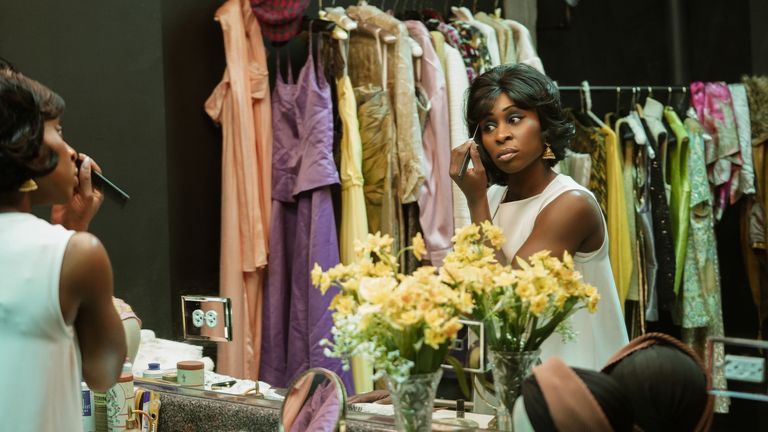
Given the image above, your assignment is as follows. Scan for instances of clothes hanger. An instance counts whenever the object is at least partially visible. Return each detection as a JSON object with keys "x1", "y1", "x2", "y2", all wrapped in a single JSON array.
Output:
[
  {"x1": 666, "y1": 86, "x2": 673, "y2": 107},
  {"x1": 452, "y1": 1, "x2": 471, "y2": 21},
  {"x1": 320, "y1": 0, "x2": 358, "y2": 33},
  {"x1": 631, "y1": 87, "x2": 637, "y2": 110},
  {"x1": 582, "y1": 81, "x2": 608, "y2": 128},
  {"x1": 604, "y1": 86, "x2": 620, "y2": 129},
  {"x1": 347, "y1": 7, "x2": 397, "y2": 44},
  {"x1": 300, "y1": 15, "x2": 336, "y2": 35},
  {"x1": 572, "y1": 82, "x2": 598, "y2": 128},
  {"x1": 617, "y1": 88, "x2": 636, "y2": 142},
  {"x1": 316, "y1": 2, "x2": 351, "y2": 40},
  {"x1": 676, "y1": 86, "x2": 689, "y2": 115}
]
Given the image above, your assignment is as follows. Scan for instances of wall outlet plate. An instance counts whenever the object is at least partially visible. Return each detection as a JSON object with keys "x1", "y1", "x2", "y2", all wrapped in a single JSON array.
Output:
[
  {"x1": 441, "y1": 319, "x2": 485, "y2": 373},
  {"x1": 707, "y1": 336, "x2": 768, "y2": 402},
  {"x1": 181, "y1": 295, "x2": 232, "y2": 342},
  {"x1": 724, "y1": 354, "x2": 765, "y2": 383}
]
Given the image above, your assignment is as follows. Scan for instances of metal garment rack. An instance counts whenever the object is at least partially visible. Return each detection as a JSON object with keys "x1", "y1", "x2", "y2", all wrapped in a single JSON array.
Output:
[{"x1": 556, "y1": 85, "x2": 688, "y2": 93}]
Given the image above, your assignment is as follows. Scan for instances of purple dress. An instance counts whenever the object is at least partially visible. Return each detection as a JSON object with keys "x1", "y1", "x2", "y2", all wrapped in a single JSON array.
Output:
[{"x1": 260, "y1": 36, "x2": 352, "y2": 393}]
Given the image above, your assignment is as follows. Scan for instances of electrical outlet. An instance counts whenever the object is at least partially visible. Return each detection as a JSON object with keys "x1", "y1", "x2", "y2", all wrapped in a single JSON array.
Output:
[
  {"x1": 181, "y1": 295, "x2": 232, "y2": 342},
  {"x1": 724, "y1": 354, "x2": 765, "y2": 383},
  {"x1": 205, "y1": 310, "x2": 218, "y2": 328}
]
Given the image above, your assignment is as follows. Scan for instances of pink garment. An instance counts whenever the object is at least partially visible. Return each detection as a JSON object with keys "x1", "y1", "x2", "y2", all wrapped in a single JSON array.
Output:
[
  {"x1": 690, "y1": 82, "x2": 742, "y2": 220},
  {"x1": 205, "y1": 0, "x2": 272, "y2": 380},
  {"x1": 406, "y1": 20, "x2": 454, "y2": 266}
]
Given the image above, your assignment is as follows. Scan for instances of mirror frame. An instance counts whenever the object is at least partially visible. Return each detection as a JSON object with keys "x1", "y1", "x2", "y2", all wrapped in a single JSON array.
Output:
[{"x1": 279, "y1": 367, "x2": 348, "y2": 432}]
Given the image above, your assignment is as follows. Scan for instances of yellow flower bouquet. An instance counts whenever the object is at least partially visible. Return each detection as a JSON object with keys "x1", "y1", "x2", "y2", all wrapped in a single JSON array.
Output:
[
  {"x1": 311, "y1": 232, "x2": 474, "y2": 383},
  {"x1": 440, "y1": 222, "x2": 601, "y2": 431},
  {"x1": 312, "y1": 223, "x2": 600, "y2": 431},
  {"x1": 440, "y1": 221, "x2": 600, "y2": 353}
]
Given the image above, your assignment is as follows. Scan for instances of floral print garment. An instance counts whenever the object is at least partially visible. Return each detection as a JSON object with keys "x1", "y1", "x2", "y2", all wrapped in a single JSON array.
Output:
[
  {"x1": 448, "y1": 20, "x2": 492, "y2": 82},
  {"x1": 680, "y1": 115, "x2": 729, "y2": 413}
]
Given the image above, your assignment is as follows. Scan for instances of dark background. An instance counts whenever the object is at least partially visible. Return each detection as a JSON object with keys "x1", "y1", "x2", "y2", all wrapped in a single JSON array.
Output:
[{"x1": 1, "y1": 0, "x2": 766, "y2": 428}]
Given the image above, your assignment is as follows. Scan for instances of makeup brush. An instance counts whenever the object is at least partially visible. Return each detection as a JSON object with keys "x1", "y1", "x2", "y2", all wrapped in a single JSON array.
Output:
[
  {"x1": 457, "y1": 123, "x2": 481, "y2": 180},
  {"x1": 75, "y1": 156, "x2": 130, "y2": 206}
]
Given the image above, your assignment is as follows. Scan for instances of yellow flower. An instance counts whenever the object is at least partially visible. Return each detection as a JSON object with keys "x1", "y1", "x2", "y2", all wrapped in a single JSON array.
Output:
[
  {"x1": 424, "y1": 308, "x2": 446, "y2": 329},
  {"x1": 412, "y1": 233, "x2": 427, "y2": 261},
  {"x1": 553, "y1": 289, "x2": 570, "y2": 310},
  {"x1": 311, "y1": 263, "x2": 323, "y2": 287},
  {"x1": 515, "y1": 279, "x2": 536, "y2": 300},
  {"x1": 562, "y1": 250, "x2": 574, "y2": 269},
  {"x1": 340, "y1": 278, "x2": 359, "y2": 293},
  {"x1": 533, "y1": 274, "x2": 558, "y2": 295},
  {"x1": 326, "y1": 263, "x2": 350, "y2": 282},
  {"x1": 372, "y1": 262, "x2": 394, "y2": 278},
  {"x1": 368, "y1": 232, "x2": 394, "y2": 254},
  {"x1": 454, "y1": 290, "x2": 474, "y2": 314},
  {"x1": 481, "y1": 220, "x2": 506, "y2": 248},
  {"x1": 441, "y1": 317, "x2": 463, "y2": 339},
  {"x1": 424, "y1": 328, "x2": 446, "y2": 349},
  {"x1": 354, "y1": 238, "x2": 368, "y2": 259},
  {"x1": 493, "y1": 271, "x2": 517, "y2": 287},
  {"x1": 317, "y1": 274, "x2": 332, "y2": 294},
  {"x1": 330, "y1": 294, "x2": 357, "y2": 315},
  {"x1": 396, "y1": 310, "x2": 422, "y2": 327},
  {"x1": 358, "y1": 277, "x2": 397, "y2": 305},
  {"x1": 529, "y1": 293, "x2": 549, "y2": 316},
  {"x1": 587, "y1": 290, "x2": 600, "y2": 313},
  {"x1": 451, "y1": 224, "x2": 481, "y2": 246},
  {"x1": 582, "y1": 285, "x2": 598, "y2": 299}
]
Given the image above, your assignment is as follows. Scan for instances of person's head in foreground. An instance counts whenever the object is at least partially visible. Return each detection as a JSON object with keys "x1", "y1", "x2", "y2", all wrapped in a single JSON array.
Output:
[
  {"x1": 514, "y1": 357, "x2": 634, "y2": 432},
  {"x1": 602, "y1": 332, "x2": 713, "y2": 432}
]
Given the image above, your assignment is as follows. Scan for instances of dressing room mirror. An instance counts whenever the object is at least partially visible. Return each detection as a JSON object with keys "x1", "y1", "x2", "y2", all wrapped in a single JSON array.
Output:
[{"x1": 280, "y1": 368, "x2": 348, "y2": 432}]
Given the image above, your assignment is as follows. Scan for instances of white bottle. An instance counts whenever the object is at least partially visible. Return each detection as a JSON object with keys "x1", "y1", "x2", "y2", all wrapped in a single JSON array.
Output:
[
  {"x1": 82, "y1": 382, "x2": 96, "y2": 432},
  {"x1": 142, "y1": 362, "x2": 165, "y2": 379},
  {"x1": 107, "y1": 360, "x2": 134, "y2": 431}
]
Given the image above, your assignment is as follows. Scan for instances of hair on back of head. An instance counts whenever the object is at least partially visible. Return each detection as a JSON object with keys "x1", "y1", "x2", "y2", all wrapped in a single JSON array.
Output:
[
  {"x1": 521, "y1": 367, "x2": 635, "y2": 432},
  {"x1": 0, "y1": 74, "x2": 59, "y2": 192}
]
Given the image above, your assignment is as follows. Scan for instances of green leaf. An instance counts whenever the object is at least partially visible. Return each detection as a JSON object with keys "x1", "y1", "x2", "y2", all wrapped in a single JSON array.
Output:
[
  {"x1": 416, "y1": 344, "x2": 433, "y2": 374},
  {"x1": 445, "y1": 356, "x2": 472, "y2": 400}
]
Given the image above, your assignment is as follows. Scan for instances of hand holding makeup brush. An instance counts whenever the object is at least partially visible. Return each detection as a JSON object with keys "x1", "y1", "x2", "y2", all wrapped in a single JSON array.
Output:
[
  {"x1": 50, "y1": 152, "x2": 104, "y2": 232},
  {"x1": 449, "y1": 139, "x2": 488, "y2": 205}
]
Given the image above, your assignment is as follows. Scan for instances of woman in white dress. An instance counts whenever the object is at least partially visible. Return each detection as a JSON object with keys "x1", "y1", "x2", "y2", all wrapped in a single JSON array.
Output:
[{"x1": 449, "y1": 64, "x2": 628, "y2": 369}]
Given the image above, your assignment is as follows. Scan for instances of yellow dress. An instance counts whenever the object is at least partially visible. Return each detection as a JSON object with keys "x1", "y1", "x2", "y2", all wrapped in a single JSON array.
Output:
[
  {"x1": 337, "y1": 73, "x2": 369, "y2": 266},
  {"x1": 337, "y1": 46, "x2": 372, "y2": 394},
  {"x1": 602, "y1": 125, "x2": 633, "y2": 312}
]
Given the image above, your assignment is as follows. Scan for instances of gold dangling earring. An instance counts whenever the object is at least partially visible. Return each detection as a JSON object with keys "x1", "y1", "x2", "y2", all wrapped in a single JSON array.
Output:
[
  {"x1": 542, "y1": 143, "x2": 556, "y2": 160},
  {"x1": 18, "y1": 179, "x2": 38, "y2": 192}
]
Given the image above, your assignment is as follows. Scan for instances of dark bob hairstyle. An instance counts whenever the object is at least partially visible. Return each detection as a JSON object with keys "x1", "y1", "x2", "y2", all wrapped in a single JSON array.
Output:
[
  {"x1": 0, "y1": 69, "x2": 61, "y2": 193},
  {"x1": 465, "y1": 64, "x2": 575, "y2": 185}
]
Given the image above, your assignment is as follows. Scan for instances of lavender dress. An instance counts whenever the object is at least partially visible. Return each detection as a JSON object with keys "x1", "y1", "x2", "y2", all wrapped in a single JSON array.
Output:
[{"x1": 260, "y1": 35, "x2": 352, "y2": 393}]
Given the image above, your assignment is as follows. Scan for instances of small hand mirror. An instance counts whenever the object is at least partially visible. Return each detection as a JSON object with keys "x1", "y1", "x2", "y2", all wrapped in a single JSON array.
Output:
[{"x1": 280, "y1": 368, "x2": 347, "y2": 432}]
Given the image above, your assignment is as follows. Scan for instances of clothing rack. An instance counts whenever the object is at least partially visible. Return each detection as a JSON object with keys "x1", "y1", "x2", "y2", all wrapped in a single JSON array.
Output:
[{"x1": 556, "y1": 85, "x2": 688, "y2": 93}]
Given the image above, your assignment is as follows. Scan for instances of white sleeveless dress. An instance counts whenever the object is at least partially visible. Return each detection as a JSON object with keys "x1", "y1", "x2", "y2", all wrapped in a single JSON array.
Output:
[
  {"x1": 488, "y1": 174, "x2": 629, "y2": 369},
  {"x1": 0, "y1": 213, "x2": 82, "y2": 431}
]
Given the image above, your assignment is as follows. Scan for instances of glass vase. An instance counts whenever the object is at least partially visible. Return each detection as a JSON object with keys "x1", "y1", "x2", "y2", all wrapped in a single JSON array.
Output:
[
  {"x1": 386, "y1": 369, "x2": 443, "y2": 432},
  {"x1": 488, "y1": 349, "x2": 541, "y2": 432}
]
